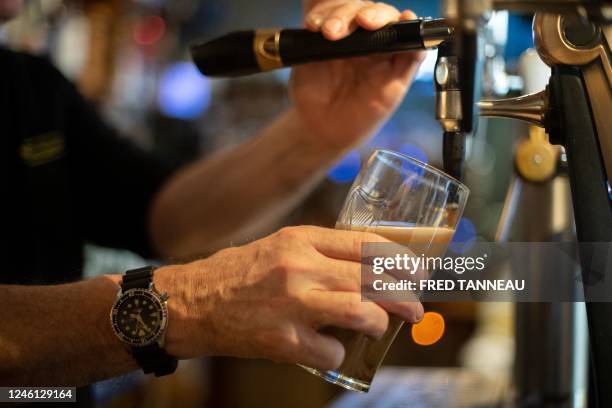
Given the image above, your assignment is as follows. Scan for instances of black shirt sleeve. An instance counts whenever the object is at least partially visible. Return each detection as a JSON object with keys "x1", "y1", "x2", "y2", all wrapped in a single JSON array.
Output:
[{"x1": 61, "y1": 70, "x2": 176, "y2": 258}]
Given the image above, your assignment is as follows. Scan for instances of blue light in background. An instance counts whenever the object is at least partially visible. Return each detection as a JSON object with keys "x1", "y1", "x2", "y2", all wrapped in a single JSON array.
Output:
[
  {"x1": 449, "y1": 217, "x2": 477, "y2": 254},
  {"x1": 273, "y1": 67, "x2": 292, "y2": 84},
  {"x1": 414, "y1": 49, "x2": 437, "y2": 83},
  {"x1": 158, "y1": 62, "x2": 211, "y2": 120},
  {"x1": 505, "y1": 14, "x2": 534, "y2": 61},
  {"x1": 367, "y1": 121, "x2": 400, "y2": 149},
  {"x1": 327, "y1": 150, "x2": 361, "y2": 184},
  {"x1": 397, "y1": 143, "x2": 428, "y2": 164}
]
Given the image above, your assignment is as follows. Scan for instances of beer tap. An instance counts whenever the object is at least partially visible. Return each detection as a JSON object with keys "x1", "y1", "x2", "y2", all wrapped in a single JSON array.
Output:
[
  {"x1": 434, "y1": 0, "x2": 488, "y2": 181},
  {"x1": 190, "y1": 18, "x2": 453, "y2": 77},
  {"x1": 190, "y1": 3, "x2": 612, "y2": 404},
  {"x1": 472, "y1": 10, "x2": 612, "y2": 407},
  {"x1": 434, "y1": 40, "x2": 468, "y2": 181}
]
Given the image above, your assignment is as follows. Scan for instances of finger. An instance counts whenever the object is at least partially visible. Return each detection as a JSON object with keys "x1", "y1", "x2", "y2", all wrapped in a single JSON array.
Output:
[
  {"x1": 377, "y1": 300, "x2": 424, "y2": 323},
  {"x1": 321, "y1": 1, "x2": 374, "y2": 40},
  {"x1": 307, "y1": 0, "x2": 350, "y2": 17},
  {"x1": 300, "y1": 225, "x2": 391, "y2": 262},
  {"x1": 400, "y1": 9, "x2": 418, "y2": 21},
  {"x1": 295, "y1": 329, "x2": 346, "y2": 370},
  {"x1": 304, "y1": 0, "x2": 349, "y2": 31},
  {"x1": 305, "y1": 13, "x2": 324, "y2": 31},
  {"x1": 355, "y1": 2, "x2": 401, "y2": 30},
  {"x1": 305, "y1": 290, "x2": 389, "y2": 339}
]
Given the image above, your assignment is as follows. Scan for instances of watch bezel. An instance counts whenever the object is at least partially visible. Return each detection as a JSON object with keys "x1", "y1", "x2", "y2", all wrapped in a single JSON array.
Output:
[{"x1": 110, "y1": 288, "x2": 169, "y2": 347}]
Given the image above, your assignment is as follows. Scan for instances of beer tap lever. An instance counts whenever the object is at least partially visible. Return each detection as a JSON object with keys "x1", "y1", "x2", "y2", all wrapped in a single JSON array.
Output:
[{"x1": 478, "y1": 89, "x2": 548, "y2": 128}]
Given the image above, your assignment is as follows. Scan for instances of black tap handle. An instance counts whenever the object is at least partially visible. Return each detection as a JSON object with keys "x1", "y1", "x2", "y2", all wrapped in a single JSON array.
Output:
[
  {"x1": 191, "y1": 30, "x2": 259, "y2": 77},
  {"x1": 191, "y1": 19, "x2": 451, "y2": 77},
  {"x1": 279, "y1": 21, "x2": 423, "y2": 65},
  {"x1": 443, "y1": 131, "x2": 466, "y2": 181}
]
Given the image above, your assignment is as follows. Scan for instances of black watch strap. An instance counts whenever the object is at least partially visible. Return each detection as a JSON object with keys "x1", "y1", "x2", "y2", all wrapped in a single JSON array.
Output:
[
  {"x1": 132, "y1": 343, "x2": 178, "y2": 377},
  {"x1": 122, "y1": 266, "x2": 156, "y2": 291},
  {"x1": 121, "y1": 266, "x2": 178, "y2": 377}
]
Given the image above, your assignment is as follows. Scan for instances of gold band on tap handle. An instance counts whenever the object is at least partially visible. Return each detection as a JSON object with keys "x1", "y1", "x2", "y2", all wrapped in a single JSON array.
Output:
[{"x1": 253, "y1": 29, "x2": 284, "y2": 72}]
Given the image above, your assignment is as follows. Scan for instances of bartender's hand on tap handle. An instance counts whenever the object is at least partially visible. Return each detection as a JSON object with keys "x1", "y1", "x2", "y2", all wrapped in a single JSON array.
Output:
[
  {"x1": 291, "y1": 0, "x2": 426, "y2": 150},
  {"x1": 155, "y1": 226, "x2": 424, "y2": 370},
  {"x1": 152, "y1": 1, "x2": 426, "y2": 371}
]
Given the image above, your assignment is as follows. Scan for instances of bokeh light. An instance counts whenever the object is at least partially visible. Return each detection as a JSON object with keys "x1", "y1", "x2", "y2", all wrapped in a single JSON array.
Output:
[
  {"x1": 133, "y1": 15, "x2": 166, "y2": 46},
  {"x1": 414, "y1": 49, "x2": 437, "y2": 82},
  {"x1": 158, "y1": 62, "x2": 212, "y2": 120},
  {"x1": 449, "y1": 217, "x2": 477, "y2": 254},
  {"x1": 326, "y1": 150, "x2": 361, "y2": 184},
  {"x1": 411, "y1": 311, "x2": 445, "y2": 346},
  {"x1": 397, "y1": 143, "x2": 428, "y2": 164},
  {"x1": 367, "y1": 121, "x2": 400, "y2": 149}
]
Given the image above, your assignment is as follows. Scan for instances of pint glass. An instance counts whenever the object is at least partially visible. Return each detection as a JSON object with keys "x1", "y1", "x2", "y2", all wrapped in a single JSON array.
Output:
[{"x1": 301, "y1": 149, "x2": 469, "y2": 392}]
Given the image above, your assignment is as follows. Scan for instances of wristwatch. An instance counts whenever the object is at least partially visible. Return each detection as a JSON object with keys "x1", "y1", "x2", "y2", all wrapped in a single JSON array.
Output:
[{"x1": 110, "y1": 266, "x2": 178, "y2": 376}]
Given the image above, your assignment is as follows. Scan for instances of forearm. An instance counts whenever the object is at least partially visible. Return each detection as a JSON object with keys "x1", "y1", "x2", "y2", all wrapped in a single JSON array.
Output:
[
  {"x1": 0, "y1": 275, "x2": 134, "y2": 386},
  {"x1": 150, "y1": 108, "x2": 345, "y2": 259},
  {"x1": 0, "y1": 266, "x2": 190, "y2": 386}
]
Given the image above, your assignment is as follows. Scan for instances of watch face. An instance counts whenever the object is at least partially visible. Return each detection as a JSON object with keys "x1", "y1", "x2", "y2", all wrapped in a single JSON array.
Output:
[{"x1": 111, "y1": 289, "x2": 167, "y2": 346}]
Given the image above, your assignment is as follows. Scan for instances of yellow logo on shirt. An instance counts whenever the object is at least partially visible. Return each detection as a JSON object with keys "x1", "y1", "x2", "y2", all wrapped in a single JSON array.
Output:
[{"x1": 20, "y1": 131, "x2": 65, "y2": 167}]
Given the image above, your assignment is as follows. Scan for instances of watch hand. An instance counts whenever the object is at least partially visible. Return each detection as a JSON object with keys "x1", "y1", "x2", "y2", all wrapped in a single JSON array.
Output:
[
  {"x1": 129, "y1": 313, "x2": 151, "y2": 332},
  {"x1": 135, "y1": 315, "x2": 151, "y2": 332}
]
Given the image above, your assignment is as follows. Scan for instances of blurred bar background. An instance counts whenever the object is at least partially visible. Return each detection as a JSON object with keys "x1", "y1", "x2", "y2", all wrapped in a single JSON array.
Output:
[{"x1": 1, "y1": 1, "x2": 539, "y2": 406}]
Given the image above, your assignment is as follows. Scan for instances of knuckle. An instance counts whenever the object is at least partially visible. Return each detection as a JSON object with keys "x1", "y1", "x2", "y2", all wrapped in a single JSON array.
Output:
[
  {"x1": 301, "y1": 337, "x2": 344, "y2": 371},
  {"x1": 256, "y1": 326, "x2": 301, "y2": 362},
  {"x1": 332, "y1": 3, "x2": 356, "y2": 16},
  {"x1": 276, "y1": 226, "x2": 301, "y2": 241},
  {"x1": 374, "y1": 308, "x2": 390, "y2": 334},
  {"x1": 343, "y1": 296, "x2": 366, "y2": 326},
  {"x1": 283, "y1": 328, "x2": 302, "y2": 350},
  {"x1": 310, "y1": 2, "x2": 330, "y2": 14},
  {"x1": 359, "y1": 4, "x2": 376, "y2": 13},
  {"x1": 277, "y1": 225, "x2": 294, "y2": 236}
]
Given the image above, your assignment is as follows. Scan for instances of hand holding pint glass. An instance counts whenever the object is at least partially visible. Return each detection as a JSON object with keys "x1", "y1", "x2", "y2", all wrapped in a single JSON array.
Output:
[{"x1": 301, "y1": 149, "x2": 469, "y2": 392}]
